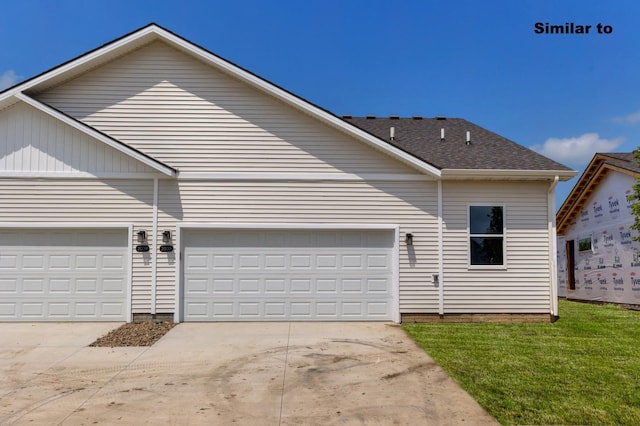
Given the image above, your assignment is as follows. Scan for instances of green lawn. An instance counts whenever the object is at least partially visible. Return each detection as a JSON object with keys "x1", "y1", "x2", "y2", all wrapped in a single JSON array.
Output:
[{"x1": 402, "y1": 300, "x2": 640, "y2": 425}]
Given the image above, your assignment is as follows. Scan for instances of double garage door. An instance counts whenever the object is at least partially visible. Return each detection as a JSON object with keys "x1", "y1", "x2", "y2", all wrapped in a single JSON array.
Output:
[
  {"x1": 0, "y1": 229, "x2": 128, "y2": 321},
  {"x1": 0, "y1": 227, "x2": 395, "y2": 322},
  {"x1": 182, "y1": 229, "x2": 395, "y2": 321}
]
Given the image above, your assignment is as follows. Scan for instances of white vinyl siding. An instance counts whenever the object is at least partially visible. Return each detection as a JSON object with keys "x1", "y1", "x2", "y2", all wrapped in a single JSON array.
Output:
[
  {"x1": 36, "y1": 41, "x2": 416, "y2": 175},
  {"x1": 0, "y1": 179, "x2": 154, "y2": 313},
  {"x1": 0, "y1": 102, "x2": 156, "y2": 175},
  {"x1": 156, "y1": 179, "x2": 440, "y2": 315},
  {"x1": 443, "y1": 181, "x2": 551, "y2": 313}
]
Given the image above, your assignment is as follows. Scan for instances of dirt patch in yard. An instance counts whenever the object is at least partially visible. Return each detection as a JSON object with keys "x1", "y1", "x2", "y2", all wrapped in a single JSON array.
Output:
[{"x1": 89, "y1": 321, "x2": 176, "y2": 347}]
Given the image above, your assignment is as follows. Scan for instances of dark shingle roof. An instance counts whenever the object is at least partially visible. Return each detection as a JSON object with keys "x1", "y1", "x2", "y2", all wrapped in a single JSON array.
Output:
[
  {"x1": 599, "y1": 152, "x2": 640, "y2": 174},
  {"x1": 344, "y1": 116, "x2": 572, "y2": 171}
]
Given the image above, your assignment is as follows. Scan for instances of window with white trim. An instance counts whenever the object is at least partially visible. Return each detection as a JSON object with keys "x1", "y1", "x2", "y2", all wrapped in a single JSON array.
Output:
[{"x1": 469, "y1": 205, "x2": 505, "y2": 266}]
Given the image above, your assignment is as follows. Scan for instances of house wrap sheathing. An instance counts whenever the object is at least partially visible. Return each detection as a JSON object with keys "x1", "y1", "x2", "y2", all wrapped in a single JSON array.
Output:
[{"x1": 557, "y1": 153, "x2": 640, "y2": 305}]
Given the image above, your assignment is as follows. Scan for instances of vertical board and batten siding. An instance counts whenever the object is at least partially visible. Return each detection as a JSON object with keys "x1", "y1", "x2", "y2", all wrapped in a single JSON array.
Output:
[
  {"x1": 0, "y1": 179, "x2": 154, "y2": 313},
  {"x1": 0, "y1": 102, "x2": 156, "y2": 174},
  {"x1": 442, "y1": 181, "x2": 551, "y2": 313},
  {"x1": 35, "y1": 41, "x2": 412, "y2": 175},
  {"x1": 155, "y1": 179, "x2": 440, "y2": 315}
]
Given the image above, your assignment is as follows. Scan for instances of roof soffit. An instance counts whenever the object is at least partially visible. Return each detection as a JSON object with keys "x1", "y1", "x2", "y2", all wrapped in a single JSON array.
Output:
[{"x1": 556, "y1": 153, "x2": 640, "y2": 234}]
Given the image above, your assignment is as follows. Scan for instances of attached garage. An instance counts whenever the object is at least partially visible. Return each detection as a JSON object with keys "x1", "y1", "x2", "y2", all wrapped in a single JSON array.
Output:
[
  {"x1": 1, "y1": 25, "x2": 575, "y2": 323},
  {"x1": 0, "y1": 227, "x2": 130, "y2": 321},
  {"x1": 179, "y1": 227, "x2": 398, "y2": 322}
]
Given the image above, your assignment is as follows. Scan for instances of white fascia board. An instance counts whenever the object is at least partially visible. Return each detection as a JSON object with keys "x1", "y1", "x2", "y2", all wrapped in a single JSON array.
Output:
[
  {"x1": 1, "y1": 24, "x2": 437, "y2": 178},
  {"x1": 177, "y1": 172, "x2": 433, "y2": 181},
  {"x1": 0, "y1": 26, "x2": 158, "y2": 102},
  {"x1": 15, "y1": 93, "x2": 176, "y2": 177},
  {"x1": 442, "y1": 169, "x2": 577, "y2": 181},
  {"x1": 152, "y1": 27, "x2": 441, "y2": 179}
]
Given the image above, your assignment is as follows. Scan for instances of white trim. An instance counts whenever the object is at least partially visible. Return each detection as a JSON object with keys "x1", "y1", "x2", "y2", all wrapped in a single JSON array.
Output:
[
  {"x1": 174, "y1": 225, "x2": 183, "y2": 323},
  {"x1": 2, "y1": 25, "x2": 439, "y2": 179},
  {"x1": 176, "y1": 223, "x2": 399, "y2": 230},
  {"x1": 155, "y1": 28, "x2": 441, "y2": 179},
  {"x1": 14, "y1": 93, "x2": 176, "y2": 177},
  {"x1": 151, "y1": 178, "x2": 158, "y2": 315},
  {"x1": 0, "y1": 171, "x2": 165, "y2": 179},
  {"x1": 438, "y1": 180, "x2": 444, "y2": 315},
  {"x1": 0, "y1": 28, "x2": 159, "y2": 101},
  {"x1": 442, "y1": 169, "x2": 576, "y2": 181},
  {"x1": 548, "y1": 176, "x2": 560, "y2": 317},
  {"x1": 0, "y1": 222, "x2": 134, "y2": 323},
  {"x1": 177, "y1": 172, "x2": 433, "y2": 182},
  {"x1": 126, "y1": 224, "x2": 134, "y2": 322},
  {"x1": 0, "y1": 222, "x2": 130, "y2": 229},
  {"x1": 174, "y1": 222, "x2": 400, "y2": 323},
  {"x1": 467, "y1": 204, "x2": 508, "y2": 270},
  {"x1": 392, "y1": 226, "x2": 401, "y2": 323}
]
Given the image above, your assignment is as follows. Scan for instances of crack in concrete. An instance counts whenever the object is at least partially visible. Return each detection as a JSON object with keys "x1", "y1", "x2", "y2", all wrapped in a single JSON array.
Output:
[{"x1": 278, "y1": 322, "x2": 291, "y2": 426}]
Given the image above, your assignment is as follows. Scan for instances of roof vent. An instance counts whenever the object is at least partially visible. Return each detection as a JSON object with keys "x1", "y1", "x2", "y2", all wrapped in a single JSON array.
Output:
[
  {"x1": 342, "y1": 115, "x2": 352, "y2": 119},
  {"x1": 466, "y1": 131, "x2": 471, "y2": 145},
  {"x1": 436, "y1": 116, "x2": 446, "y2": 120},
  {"x1": 366, "y1": 115, "x2": 376, "y2": 119},
  {"x1": 390, "y1": 127, "x2": 395, "y2": 141},
  {"x1": 412, "y1": 116, "x2": 423, "y2": 120},
  {"x1": 389, "y1": 115, "x2": 400, "y2": 120},
  {"x1": 440, "y1": 128, "x2": 445, "y2": 142}
]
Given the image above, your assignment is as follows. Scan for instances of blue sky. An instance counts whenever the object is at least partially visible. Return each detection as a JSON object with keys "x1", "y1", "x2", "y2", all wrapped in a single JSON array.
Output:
[{"x1": 1, "y1": 0, "x2": 639, "y2": 208}]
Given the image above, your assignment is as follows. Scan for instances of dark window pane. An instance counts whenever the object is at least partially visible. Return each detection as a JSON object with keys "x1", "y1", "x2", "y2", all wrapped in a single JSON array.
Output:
[
  {"x1": 470, "y1": 237, "x2": 504, "y2": 265},
  {"x1": 470, "y1": 206, "x2": 503, "y2": 234}
]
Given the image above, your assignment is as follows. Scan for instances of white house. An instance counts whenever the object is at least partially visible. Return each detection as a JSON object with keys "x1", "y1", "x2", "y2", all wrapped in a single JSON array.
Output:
[
  {"x1": 0, "y1": 24, "x2": 575, "y2": 323},
  {"x1": 557, "y1": 153, "x2": 640, "y2": 306}
]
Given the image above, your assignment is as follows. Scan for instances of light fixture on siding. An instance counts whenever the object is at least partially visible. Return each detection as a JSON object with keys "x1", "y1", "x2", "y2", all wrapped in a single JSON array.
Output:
[
  {"x1": 162, "y1": 230, "x2": 172, "y2": 243},
  {"x1": 405, "y1": 233, "x2": 414, "y2": 246},
  {"x1": 137, "y1": 230, "x2": 147, "y2": 242}
]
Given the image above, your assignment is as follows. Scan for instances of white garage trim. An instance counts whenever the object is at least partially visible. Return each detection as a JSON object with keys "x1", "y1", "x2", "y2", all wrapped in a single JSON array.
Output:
[
  {"x1": 174, "y1": 223, "x2": 400, "y2": 323},
  {"x1": 0, "y1": 222, "x2": 133, "y2": 322}
]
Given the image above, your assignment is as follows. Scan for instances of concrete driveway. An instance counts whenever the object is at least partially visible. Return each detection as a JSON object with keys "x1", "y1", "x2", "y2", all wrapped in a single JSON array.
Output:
[{"x1": 0, "y1": 322, "x2": 498, "y2": 425}]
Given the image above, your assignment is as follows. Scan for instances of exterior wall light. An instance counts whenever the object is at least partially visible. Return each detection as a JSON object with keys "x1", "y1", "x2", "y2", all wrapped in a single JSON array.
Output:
[
  {"x1": 405, "y1": 233, "x2": 413, "y2": 246},
  {"x1": 162, "y1": 230, "x2": 172, "y2": 243},
  {"x1": 137, "y1": 230, "x2": 147, "y2": 242}
]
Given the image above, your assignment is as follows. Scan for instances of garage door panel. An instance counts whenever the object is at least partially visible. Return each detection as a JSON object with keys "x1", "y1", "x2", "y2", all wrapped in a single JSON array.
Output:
[
  {"x1": 0, "y1": 229, "x2": 128, "y2": 321},
  {"x1": 183, "y1": 298, "x2": 392, "y2": 321},
  {"x1": 50, "y1": 255, "x2": 72, "y2": 269},
  {"x1": 183, "y1": 229, "x2": 394, "y2": 321},
  {"x1": 184, "y1": 275, "x2": 391, "y2": 296}
]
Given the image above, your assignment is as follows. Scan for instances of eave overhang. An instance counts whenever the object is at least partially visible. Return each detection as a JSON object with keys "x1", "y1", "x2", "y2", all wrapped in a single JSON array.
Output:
[
  {"x1": 556, "y1": 154, "x2": 639, "y2": 235},
  {"x1": 441, "y1": 169, "x2": 577, "y2": 181}
]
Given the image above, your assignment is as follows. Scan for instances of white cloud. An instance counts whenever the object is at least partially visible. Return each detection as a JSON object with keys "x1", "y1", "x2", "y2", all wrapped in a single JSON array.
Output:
[
  {"x1": 530, "y1": 133, "x2": 624, "y2": 165},
  {"x1": 611, "y1": 111, "x2": 640, "y2": 124},
  {"x1": 0, "y1": 70, "x2": 21, "y2": 90}
]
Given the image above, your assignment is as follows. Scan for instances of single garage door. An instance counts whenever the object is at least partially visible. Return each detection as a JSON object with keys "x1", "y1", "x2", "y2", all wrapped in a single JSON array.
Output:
[
  {"x1": 0, "y1": 228, "x2": 128, "y2": 321},
  {"x1": 182, "y1": 229, "x2": 395, "y2": 321}
]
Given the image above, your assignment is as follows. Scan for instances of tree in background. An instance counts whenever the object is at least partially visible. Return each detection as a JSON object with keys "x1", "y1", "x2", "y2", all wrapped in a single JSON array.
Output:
[{"x1": 630, "y1": 147, "x2": 640, "y2": 241}]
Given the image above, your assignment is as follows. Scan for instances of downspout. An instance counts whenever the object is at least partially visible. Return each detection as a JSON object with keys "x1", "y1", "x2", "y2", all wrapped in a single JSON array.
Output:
[
  {"x1": 151, "y1": 178, "x2": 158, "y2": 315},
  {"x1": 548, "y1": 176, "x2": 560, "y2": 319},
  {"x1": 438, "y1": 179, "x2": 444, "y2": 315}
]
